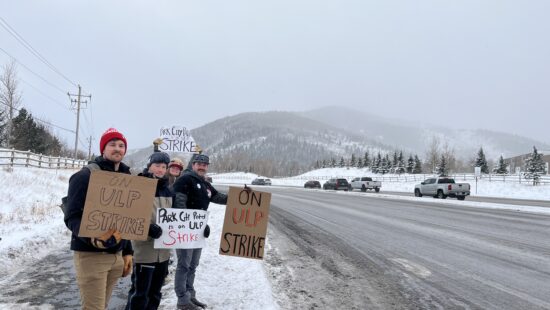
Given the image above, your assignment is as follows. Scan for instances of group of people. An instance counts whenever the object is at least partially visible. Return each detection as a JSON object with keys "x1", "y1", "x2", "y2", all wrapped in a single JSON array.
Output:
[{"x1": 66, "y1": 127, "x2": 227, "y2": 310}]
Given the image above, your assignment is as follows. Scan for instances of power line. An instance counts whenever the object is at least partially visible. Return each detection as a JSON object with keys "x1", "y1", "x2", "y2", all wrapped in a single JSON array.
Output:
[
  {"x1": 20, "y1": 79, "x2": 69, "y2": 110},
  {"x1": 0, "y1": 16, "x2": 78, "y2": 88},
  {"x1": 0, "y1": 100, "x2": 75, "y2": 133},
  {"x1": 0, "y1": 46, "x2": 67, "y2": 94}
]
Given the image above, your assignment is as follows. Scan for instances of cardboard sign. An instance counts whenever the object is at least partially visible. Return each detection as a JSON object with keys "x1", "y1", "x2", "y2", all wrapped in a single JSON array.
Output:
[
  {"x1": 78, "y1": 171, "x2": 157, "y2": 241},
  {"x1": 159, "y1": 125, "x2": 198, "y2": 153},
  {"x1": 219, "y1": 187, "x2": 271, "y2": 260},
  {"x1": 154, "y1": 208, "x2": 208, "y2": 249}
]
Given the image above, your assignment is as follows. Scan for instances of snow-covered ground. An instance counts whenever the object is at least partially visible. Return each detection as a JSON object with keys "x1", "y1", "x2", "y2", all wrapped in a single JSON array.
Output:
[{"x1": 1, "y1": 166, "x2": 549, "y2": 309}]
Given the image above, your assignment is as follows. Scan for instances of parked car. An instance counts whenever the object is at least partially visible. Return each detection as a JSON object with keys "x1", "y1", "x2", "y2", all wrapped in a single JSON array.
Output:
[
  {"x1": 414, "y1": 177, "x2": 470, "y2": 200},
  {"x1": 323, "y1": 178, "x2": 349, "y2": 191},
  {"x1": 252, "y1": 178, "x2": 268, "y2": 185},
  {"x1": 350, "y1": 177, "x2": 381, "y2": 192},
  {"x1": 304, "y1": 180, "x2": 321, "y2": 189},
  {"x1": 264, "y1": 178, "x2": 272, "y2": 186}
]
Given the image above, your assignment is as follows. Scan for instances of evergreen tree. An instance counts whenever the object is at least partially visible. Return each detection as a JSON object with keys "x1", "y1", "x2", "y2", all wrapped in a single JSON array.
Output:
[
  {"x1": 523, "y1": 146, "x2": 546, "y2": 185},
  {"x1": 371, "y1": 152, "x2": 381, "y2": 173},
  {"x1": 437, "y1": 154, "x2": 448, "y2": 176},
  {"x1": 322, "y1": 159, "x2": 327, "y2": 168},
  {"x1": 378, "y1": 154, "x2": 390, "y2": 174},
  {"x1": 406, "y1": 154, "x2": 414, "y2": 174},
  {"x1": 495, "y1": 155, "x2": 508, "y2": 174},
  {"x1": 357, "y1": 158, "x2": 363, "y2": 168},
  {"x1": 330, "y1": 157, "x2": 336, "y2": 168},
  {"x1": 413, "y1": 155, "x2": 423, "y2": 174},
  {"x1": 475, "y1": 147, "x2": 489, "y2": 174},
  {"x1": 339, "y1": 157, "x2": 345, "y2": 168},
  {"x1": 391, "y1": 151, "x2": 398, "y2": 172},
  {"x1": 395, "y1": 151, "x2": 406, "y2": 174},
  {"x1": 363, "y1": 151, "x2": 370, "y2": 168},
  {"x1": 350, "y1": 154, "x2": 356, "y2": 167}
]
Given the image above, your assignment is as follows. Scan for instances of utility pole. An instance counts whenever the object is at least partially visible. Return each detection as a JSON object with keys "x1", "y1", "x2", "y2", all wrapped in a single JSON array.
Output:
[
  {"x1": 87, "y1": 135, "x2": 94, "y2": 160},
  {"x1": 68, "y1": 85, "x2": 91, "y2": 158}
]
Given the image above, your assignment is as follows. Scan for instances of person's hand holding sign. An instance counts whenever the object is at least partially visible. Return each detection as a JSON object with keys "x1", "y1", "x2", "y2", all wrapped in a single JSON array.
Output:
[{"x1": 91, "y1": 228, "x2": 122, "y2": 249}]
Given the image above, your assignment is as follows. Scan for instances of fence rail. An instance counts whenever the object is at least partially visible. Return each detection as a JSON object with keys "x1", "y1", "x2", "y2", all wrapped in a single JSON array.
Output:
[
  {"x1": 212, "y1": 172, "x2": 550, "y2": 185},
  {"x1": 0, "y1": 148, "x2": 87, "y2": 169}
]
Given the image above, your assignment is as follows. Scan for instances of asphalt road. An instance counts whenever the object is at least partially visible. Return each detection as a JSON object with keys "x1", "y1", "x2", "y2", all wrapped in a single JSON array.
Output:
[{"x1": 258, "y1": 186, "x2": 550, "y2": 310}]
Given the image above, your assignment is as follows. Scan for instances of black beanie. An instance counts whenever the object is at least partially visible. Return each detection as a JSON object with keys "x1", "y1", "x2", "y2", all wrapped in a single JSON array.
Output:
[{"x1": 147, "y1": 152, "x2": 170, "y2": 168}]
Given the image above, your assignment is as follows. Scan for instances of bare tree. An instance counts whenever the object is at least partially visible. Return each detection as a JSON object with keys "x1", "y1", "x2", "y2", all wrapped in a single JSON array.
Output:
[
  {"x1": 424, "y1": 136, "x2": 440, "y2": 174},
  {"x1": 441, "y1": 140, "x2": 457, "y2": 173},
  {"x1": 0, "y1": 60, "x2": 22, "y2": 147}
]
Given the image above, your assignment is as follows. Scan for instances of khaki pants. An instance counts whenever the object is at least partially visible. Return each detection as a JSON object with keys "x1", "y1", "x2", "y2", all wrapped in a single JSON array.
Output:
[{"x1": 73, "y1": 251, "x2": 124, "y2": 310}]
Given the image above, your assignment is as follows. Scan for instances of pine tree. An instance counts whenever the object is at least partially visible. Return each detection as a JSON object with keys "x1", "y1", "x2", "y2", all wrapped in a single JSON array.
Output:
[
  {"x1": 330, "y1": 157, "x2": 336, "y2": 168},
  {"x1": 322, "y1": 159, "x2": 327, "y2": 168},
  {"x1": 357, "y1": 158, "x2": 363, "y2": 168},
  {"x1": 413, "y1": 155, "x2": 423, "y2": 174},
  {"x1": 339, "y1": 157, "x2": 345, "y2": 168},
  {"x1": 523, "y1": 146, "x2": 546, "y2": 185},
  {"x1": 371, "y1": 152, "x2": 381, "y2": 173},
  {"x1": 378, "y1": 154, "x2": 390, "y2": 174},
  {"x1": 350, "y1": 154, "x2": 356, "y2": 167},
  {"x1": 495, "y1": 155, "x2": 508, "y2": 174},
  {"x1": 363, "y1": 151, "x2": 370, "y2": 168},
  {"x1": 475, "y1": 147, "x2": 489, "y2": 174},
  {"x1": 395, "y1": 151, "x2": 406, "y2": 174},
  {"x1": 391, "y1": 151, "x2": 398, "y2": 172},
  {"x1": 437, "y1": 154, "x2": 448, "y2": 176},
  {"x1": 407, "y1": 154, "x2": 414, "y2": 174}
]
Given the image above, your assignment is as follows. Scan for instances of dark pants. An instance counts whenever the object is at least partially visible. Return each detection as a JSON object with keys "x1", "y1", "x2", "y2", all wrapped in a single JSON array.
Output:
[
  {"x1": 125, "y1": 261, "x2": 169, "y2": 310},
  {"x1": 175, "y1": 248, "x2": 202, "y2": 305}
]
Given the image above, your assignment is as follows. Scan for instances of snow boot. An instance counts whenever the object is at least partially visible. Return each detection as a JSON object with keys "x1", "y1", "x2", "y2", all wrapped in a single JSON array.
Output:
[{"x1": 191, "y1": 297, "x2": 207, "y2": 308}]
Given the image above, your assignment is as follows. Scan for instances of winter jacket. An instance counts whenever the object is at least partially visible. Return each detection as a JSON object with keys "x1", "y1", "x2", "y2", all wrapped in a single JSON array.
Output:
[
  {"x1": 66, "y1": 156, "x2": 133, "y2": 256},
  {"x1": 132, "y1": 170, "x2": 173, "y2": 264},
  {"x1": 172, "y1": 169, "x2": 227, "y2": 210}
]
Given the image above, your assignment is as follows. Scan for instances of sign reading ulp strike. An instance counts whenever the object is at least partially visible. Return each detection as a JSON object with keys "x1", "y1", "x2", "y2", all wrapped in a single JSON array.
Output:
[
  {"x1": 159, "y1": 125, "x2": 198, "y2": 153},
  {"x1": 154, "y1": 208, "x2": 208, "y2": 249},
  {"x1": 219, "y1": 187, "x2": 271, "y2": 260},
  {"x1": 78, "y1": 171, "x2": 157, "y2": 241}
]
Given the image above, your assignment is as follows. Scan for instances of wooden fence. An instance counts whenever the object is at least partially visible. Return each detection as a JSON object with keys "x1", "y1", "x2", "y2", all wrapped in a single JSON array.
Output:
[{"x1": 0, "y1": 148, "x2": 87, "y2": 169}]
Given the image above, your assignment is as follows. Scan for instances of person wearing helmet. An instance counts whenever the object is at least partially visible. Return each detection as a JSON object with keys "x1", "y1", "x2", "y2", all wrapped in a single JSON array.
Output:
[
  {"x1": 125, "y1": 151, "x2": 173, "y2": 310},
  {"x1": 166, "y1": 157, "x2": 185, "y2": 186},
  {"x1": 172, "y1": 153, "x2": 227, "y2": 310}
]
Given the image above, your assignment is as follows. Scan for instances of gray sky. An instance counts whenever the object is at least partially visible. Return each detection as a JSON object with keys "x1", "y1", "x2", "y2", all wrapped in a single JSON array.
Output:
[{"x1": 1, "y1": 0, "x2": 549, "y2": 151}]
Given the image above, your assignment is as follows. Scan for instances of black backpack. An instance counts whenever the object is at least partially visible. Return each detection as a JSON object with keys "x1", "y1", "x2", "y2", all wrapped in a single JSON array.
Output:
[{"x1": 60, "y1": 162, "x2": 100, "y2": 228}]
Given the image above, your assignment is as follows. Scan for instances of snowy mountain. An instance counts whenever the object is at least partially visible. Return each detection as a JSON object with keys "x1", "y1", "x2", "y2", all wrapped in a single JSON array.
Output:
[
  {"x1": 125, "y1": 108, "x2": 550, "y2": 176},
  {"x1": 300, "y1": 106, "x2": 550, "y2": 160}
]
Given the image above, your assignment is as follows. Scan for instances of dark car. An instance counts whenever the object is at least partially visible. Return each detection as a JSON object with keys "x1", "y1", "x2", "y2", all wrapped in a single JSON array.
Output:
[
  {"x1": 251, "y1": 178, "x2": 267, "y2": 185},
  {"x1": 304, "y1": 180, "x2": 321, "y2": 189},
  {"x1": 323, "y1": 178, "x2": 349, "y2": 191}
]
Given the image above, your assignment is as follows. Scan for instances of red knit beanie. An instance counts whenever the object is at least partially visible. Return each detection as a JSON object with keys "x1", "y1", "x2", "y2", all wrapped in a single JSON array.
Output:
[{"x1": 99, "y1": 128, "x2": 127, "y2": 154}]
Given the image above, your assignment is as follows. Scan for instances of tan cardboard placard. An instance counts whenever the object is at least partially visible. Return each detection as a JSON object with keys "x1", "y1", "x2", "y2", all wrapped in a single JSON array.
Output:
[
  {"x1": 219, "y1": 187, "x2": 271, "y2": 260},
  {"x1": 78, "y1": 170, "x2": 157, "y2": 241}
]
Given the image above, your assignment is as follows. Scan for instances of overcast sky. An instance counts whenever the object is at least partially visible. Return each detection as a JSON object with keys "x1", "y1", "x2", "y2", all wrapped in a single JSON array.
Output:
[{"x1": 1, "y1": 0, "x2": 549, "y2": 151}]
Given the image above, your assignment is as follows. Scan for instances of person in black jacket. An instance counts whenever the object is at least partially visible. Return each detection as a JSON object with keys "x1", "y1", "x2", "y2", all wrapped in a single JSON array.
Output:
[
  {"x1": 66, "y1": 128, "x2": 134, "y2": 310},
  {"x1": 172, "y1": 153, "x2": 227, "y2": 310}
]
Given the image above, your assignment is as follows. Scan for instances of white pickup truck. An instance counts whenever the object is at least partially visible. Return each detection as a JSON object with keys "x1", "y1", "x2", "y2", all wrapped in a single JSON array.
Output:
[
  {"x1": 350, "y1": 177, "x2": 382, "y2": 192},
  {"x1": 414, "y1": 177, "x2": 470, "y2": 200}
]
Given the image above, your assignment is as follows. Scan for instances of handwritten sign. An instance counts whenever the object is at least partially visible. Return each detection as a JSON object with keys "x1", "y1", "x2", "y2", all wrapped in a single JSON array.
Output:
[
  {"x1": 219, "y1": 187, "x2": 271, "y2": 260},
  {"x1": 78, "y1": 171, "x2": 157, "y2": 241},
  {"x1": 154, "y1": 208, "x2": 208, "y2": 249},
  {"x1": 159, "y1": 125, "x2": 198, "y2": 153}
]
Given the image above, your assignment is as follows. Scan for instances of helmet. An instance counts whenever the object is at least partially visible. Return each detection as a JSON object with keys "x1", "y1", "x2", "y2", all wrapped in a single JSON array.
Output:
[
  {"x1": 147, "y1": 152, "x2": 170, "y2": 168},
  {"x1": 169, "y1": 158, "x2": 184, "y2": 170},
  {"x1": 192, "y1": 154, "x2": 210, "y2": 165}
]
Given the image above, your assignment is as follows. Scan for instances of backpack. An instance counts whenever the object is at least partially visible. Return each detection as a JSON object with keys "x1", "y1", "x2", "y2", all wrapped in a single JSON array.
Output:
[{"x1": 60, "y1": 162, "x2": 100, "y2": 228}]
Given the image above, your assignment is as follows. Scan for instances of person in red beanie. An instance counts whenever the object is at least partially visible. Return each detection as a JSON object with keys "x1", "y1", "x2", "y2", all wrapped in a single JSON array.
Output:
[{"x1": 66, "y1": 127, "x2": 134, "y2": 310}]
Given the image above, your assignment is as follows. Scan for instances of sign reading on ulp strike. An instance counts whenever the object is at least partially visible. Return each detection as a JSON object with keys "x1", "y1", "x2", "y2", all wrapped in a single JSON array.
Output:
[{"x1": 219, "y1": 187, "x2": 271, "y2": 260}]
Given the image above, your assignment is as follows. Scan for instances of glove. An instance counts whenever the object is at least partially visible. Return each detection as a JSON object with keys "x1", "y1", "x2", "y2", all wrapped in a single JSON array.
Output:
[
  {"x1": 148, "y1": 224, "x2": 163, "y2": 239},
  {"x1": 204, "y1": 225, "x2": 210, "y2": 238},
  {"x1": 91, "y1": 229, "x2": 121, "y2": 249}
]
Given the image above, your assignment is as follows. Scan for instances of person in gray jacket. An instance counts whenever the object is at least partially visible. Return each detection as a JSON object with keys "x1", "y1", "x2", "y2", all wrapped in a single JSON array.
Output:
[{"x1": 125, "y1": 152, "x2": 173, "y2": 310}]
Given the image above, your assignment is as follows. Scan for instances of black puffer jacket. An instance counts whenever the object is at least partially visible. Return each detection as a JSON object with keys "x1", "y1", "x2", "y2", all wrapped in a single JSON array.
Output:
[
  {"x1": 172, "y1": 169, "x2": 227, "y2": 210},
  {"x1": 66, "y1": 156, "x2": 133, "y2": 255}
]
